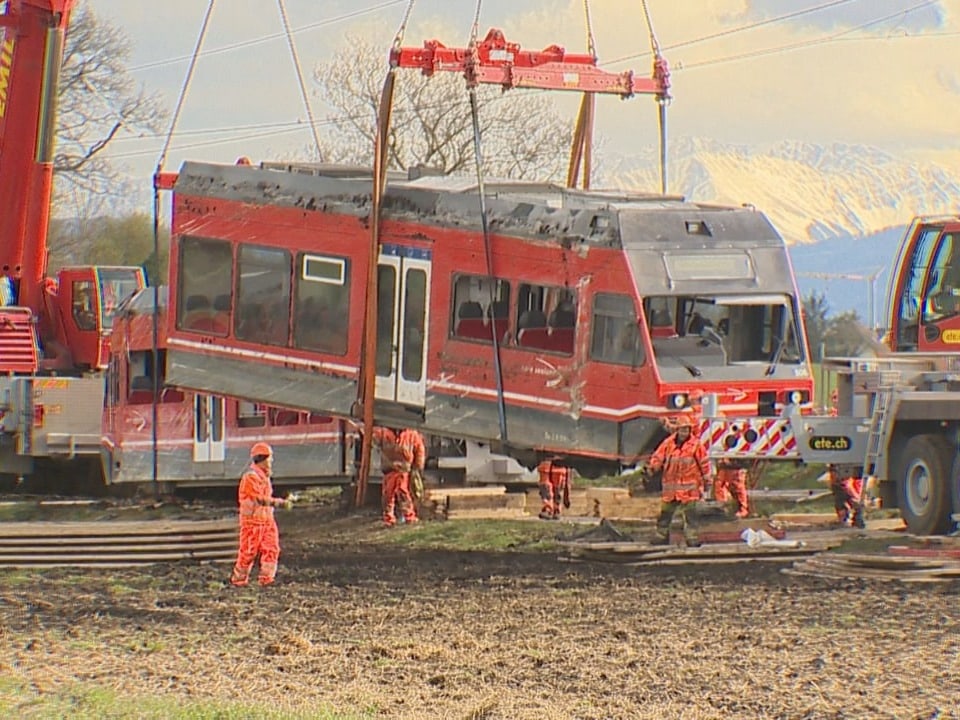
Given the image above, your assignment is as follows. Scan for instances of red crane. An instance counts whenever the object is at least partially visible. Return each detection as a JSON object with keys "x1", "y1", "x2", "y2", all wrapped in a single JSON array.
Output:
[
  {"x1": 0, "y1": 0, "x2": 144, "y2": 483},
  {"x1": 0, "y1": 0, "x2": 145, "y2": 373}
]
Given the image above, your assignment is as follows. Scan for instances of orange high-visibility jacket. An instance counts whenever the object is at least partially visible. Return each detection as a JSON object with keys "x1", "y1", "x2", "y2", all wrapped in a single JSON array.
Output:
[
  {"x1": 238, "y1": 463, "x2": 276, "y2": 524},
  {"x1": 398, "y1": 429, "x2": 426, "y2": 471},
  {"x1": 375, "y1": 427, "x2": 415, "y2": 472},
  {"x1": 648, "y1": 433, "x2": 711, "y2": 503}
]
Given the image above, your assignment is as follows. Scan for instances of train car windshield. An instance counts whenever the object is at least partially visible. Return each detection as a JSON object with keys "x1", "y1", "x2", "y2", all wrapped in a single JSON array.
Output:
[{"x1": 645, "y1": 293, "x2": 804, "y2": 381}]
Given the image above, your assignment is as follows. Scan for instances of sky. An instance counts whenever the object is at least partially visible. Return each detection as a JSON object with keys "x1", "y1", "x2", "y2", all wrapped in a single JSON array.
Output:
[{"x1": 85, "y1": 0, "x2": 960, "y2": 213}]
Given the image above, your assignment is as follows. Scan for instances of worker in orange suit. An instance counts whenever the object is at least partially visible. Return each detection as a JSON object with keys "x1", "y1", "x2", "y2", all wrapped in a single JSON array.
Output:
[
  {"x1": 818, "y1": 464, "x2": 865, "y2": 528},
  {"x1": 230, "y1": 442, "x2": 289, "y2": 587},
  {"x1": 714, "y1": 458, "x2": 750, "y2": 518},
  {"x1": 374, "y1": 427, "x2": 423, "y2": 526},
  {"x1": 645, "y1": 414, "x2": 713, "y2": 547},
  {"x1": 537, "y1": 456, "x2": 571, "y2": 520}
]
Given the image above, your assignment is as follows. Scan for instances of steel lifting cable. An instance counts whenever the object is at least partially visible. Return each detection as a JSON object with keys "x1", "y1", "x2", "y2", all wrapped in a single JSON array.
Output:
[
  {"x1": 149, "y1": 0, "x2": 216, "y2": 499},
  {"x1": 583, "y1": 0, "x2": 597, "y2": 59},
  {"x1": 355, "y1": 0, "x2": 418, "y2": 507},
  {"x1": 640, "y1": 0, "x2": 669, "y2": 194},
  {"x1": 155, "y1": 0, "x2": 216, "y2": 176},
  {"x1": 277, "y1": 0, "x2": 323, "y2": 159},
  {"x1": 567, "y1": 0, "x2": 598, "y2": 189},
  {"x1": 465, "y1": 0, "x2": 509, "y2": 445}
]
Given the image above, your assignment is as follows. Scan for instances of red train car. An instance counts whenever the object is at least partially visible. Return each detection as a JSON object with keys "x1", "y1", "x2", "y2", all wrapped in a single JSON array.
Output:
[
  {"x1": 162, "y1": 161, "x2": 813, "y2": 476},
  {"x1": 101, "y1": 287, "x2": 353, "y2": 488}
]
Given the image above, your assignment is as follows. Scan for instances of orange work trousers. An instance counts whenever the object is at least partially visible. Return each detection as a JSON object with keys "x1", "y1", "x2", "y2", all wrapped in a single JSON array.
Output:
[
  {"x1": 382, "y1": 470, "x2": 417, "y2": 525},
  {"x1": 231, "y1": 520, "x2": 280, "y2": 586},
  {"x1": 714, "y1": 467, "x2": 749, "y2": 517}
]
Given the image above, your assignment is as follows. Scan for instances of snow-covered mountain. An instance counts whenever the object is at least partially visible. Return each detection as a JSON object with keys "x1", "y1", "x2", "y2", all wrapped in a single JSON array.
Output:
[
  {"x1": 603, "y1": 138, "x2": 959, "y2": 319},
  {"x1": 605, "y1": 137, "x2": 960, "y2": 245}
]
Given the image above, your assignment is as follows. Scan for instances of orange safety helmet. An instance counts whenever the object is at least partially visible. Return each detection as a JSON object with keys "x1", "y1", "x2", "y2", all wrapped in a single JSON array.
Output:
[
  {"x1": 673, "y1": 414, "x2": 695, "y2": 428},
  {"x1": 250, "y1": 441, "x2": 273, "y2": 459}
]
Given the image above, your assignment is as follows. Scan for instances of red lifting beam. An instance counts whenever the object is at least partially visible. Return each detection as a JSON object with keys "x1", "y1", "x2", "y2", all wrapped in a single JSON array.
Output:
[{"x1": 390, "y1": 28, "x2": 670, "y2": 100}]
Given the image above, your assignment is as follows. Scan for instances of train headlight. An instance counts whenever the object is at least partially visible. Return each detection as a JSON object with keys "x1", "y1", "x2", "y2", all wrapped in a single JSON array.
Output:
[
  {"x1": 787, "y1": 390, "x2": 803, "y2": 404},
  {"x1": 670, "y1": 394, "x2": 688, "y2": 409}
]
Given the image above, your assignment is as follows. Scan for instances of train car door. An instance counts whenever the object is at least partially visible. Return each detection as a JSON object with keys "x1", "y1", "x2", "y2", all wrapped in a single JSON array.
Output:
[
  {"x1": 193, "y1": 394, "x2": 226, "y2": 462},
  {"x1": 374, "y1": 245, "x2": 431, "y2": 406}
]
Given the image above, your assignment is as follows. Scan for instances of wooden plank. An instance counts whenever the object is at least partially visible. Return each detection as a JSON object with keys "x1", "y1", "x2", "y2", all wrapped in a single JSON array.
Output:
[
  {"x1": 790, "y1": 555, "x2": 960, "y2": 581},
  {"x1": 0, "y1": 519, "x2": 236, "y2": 537},
  {"x1": 426, "y1": 486, "x2": 507, "y2": 498},
  {"x1": 0, "y1": 559, "x2": 234, "y2": 569},
  {"x1": 0, "y1": 549, "x2": 236, "y2": 563},
  {"x1": 445, "y1": 508, "x2": 529, "y2": 520},
  {"x1": 887, "y1": 545, "x2": 960, "y2": 559},
  {"x1": 0, "y1": 540, "x2": 236, "y2": 553},
  {"x1": 825, "y1": 553, "x2": 956, "y2": 570},
  {"x1": 782, "y1": 567, "x2": 949, "y2": 584},
  {"x1": 0, "y1": 532, "x2": 236, "y2": 546},
  {"x1": 769, "y1": 513, "x2": 840, "y2": 525}
]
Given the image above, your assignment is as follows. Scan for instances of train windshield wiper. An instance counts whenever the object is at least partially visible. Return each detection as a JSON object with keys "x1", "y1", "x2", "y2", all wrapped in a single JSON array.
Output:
[
  {"x1": 661, "y1": 348, "x2": 701, "y2": 377},
  {"x1": 765, "y1": 336, "x2": 784, "y2": 376}
]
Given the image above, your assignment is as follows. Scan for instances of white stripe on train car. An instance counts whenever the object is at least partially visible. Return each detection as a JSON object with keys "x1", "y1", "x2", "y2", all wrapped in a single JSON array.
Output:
[{"x1": 168, "y1": 337, "x2": 357, "y2": 375}]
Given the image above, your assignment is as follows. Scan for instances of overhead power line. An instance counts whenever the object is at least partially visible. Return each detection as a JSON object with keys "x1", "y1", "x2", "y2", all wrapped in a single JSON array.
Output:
[
  {"x1": 605, "y1": 0, "x2": 860, "y2": 65},
  {"x1": 604, "y1": 0, "x2": 943, "y2": 71},
  {"x1": 679, "y1": 0, "x2": 938, "y2": 71},
  {"x1": 128, "y1": 0, "x2": 407, "y2": 72}
]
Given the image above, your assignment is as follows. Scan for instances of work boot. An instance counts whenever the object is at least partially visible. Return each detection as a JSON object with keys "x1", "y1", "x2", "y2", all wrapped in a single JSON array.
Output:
[
  {"x1": 539, "y1": 511, "x2": 553, "y2": 520},
  {"x1": 734, "y1": 509, "x2": 749, "y2": 519},
  {"x1": 649, "y1": 536, "x2": 669, "y2": 546},
  {"x1": 685, "y1": 538, "x2": 702, "y2": 548}
]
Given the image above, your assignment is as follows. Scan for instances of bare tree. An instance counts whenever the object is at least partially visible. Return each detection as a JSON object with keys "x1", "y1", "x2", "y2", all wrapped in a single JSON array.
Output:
[
  {"x1": 54, "y1": 5, "x2": 166, "y2": 210},
  {"x1": 312, "y1": 36, "x2": 575, "y2": 180}
]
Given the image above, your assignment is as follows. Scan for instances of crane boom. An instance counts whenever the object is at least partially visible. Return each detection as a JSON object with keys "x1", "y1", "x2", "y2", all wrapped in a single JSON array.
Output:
[{"x1": 0, "y1": 1, "x2": 74, "y2": 313}]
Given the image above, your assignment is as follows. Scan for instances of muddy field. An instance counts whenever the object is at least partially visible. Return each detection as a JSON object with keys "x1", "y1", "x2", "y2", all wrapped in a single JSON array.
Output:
[{"x1": 1, "y1": 505, "x2": 959, "y2": 720}]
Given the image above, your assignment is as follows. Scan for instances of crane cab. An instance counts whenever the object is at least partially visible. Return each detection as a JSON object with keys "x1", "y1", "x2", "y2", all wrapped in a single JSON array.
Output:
[
  {"x1": 52, "y1": 266, "x2": 146, "y2": 370},
  {"x1": 888, "y1": 216, "x2": 960, "y2": 352}
]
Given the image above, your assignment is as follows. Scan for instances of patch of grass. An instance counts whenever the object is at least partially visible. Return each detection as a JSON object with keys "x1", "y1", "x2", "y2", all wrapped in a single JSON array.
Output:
[
  {"x1": 0, "y1": 677, "x2": 374, "y2": 719},
  {"x1": 106, "y1": 580, "x2": 139, "y2": 596},
  {"x1": 381, "y1": 519, "x2": 563, "y2": 552},
  {"x1": 757, "y1": 462, "x2": 824, "y2": 490},
  {"x1": 0, "y1": 570, "x2": 34, "y2": 586}
]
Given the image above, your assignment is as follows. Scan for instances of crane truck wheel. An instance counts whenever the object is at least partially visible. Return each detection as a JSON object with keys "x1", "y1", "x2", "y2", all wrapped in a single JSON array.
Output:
[
  {"x1": 951, "y1": 455, "x2": 960, "y2": 535},
  {"x1": 895, "y1": 435, "x2": 952, "y2": 536}
]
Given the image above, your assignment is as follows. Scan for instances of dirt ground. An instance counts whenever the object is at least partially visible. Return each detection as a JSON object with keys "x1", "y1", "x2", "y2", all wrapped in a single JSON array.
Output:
[{"x1": 1, "y1": 504, "x2": 959, "y2": 720}]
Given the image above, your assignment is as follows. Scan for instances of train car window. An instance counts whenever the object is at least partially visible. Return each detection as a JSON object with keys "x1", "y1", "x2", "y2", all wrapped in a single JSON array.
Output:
[
  {"x1": 643, "y1": 297, "x2": 675, "y2": 337},
  {"x1": 126, "y1": 350, "x2": 175, "y2": 404},
  {"x1": 922, "y1": 234, "x2": 960, "y2": 322},
  {"x1": 294, "y1": 253, "x2": 350, "y2": 355},
  {"x1": 451, "y1": 275, "x2": 510, "y2": 342},
  {"x1": 237, "y1": 401, "x2": 266, "y2": 428},
  {"x1": 517, "y1": 283, "x2": 575, "y2": 355},
  {"x1": 177, "y1": 236, "x2": 232, "y2": 335},
  {"x1": 108, "y1": 355, "x2": 121, "y2": 407},
  {"x1": 268, "y1": 407, "x2": 301, "y2": 426},
  {"x1": 591, "y1": 293, "x2": 644, "y2": 366},
  {"x1": 235, "y1": 244, "x2": 292, "y2": 346},
  {"x1": 376, "y1": 265, "x2": 397, "y2": 375},
  {"x1": 402, "y1": 269, "x2": 427, "y2": 381}
]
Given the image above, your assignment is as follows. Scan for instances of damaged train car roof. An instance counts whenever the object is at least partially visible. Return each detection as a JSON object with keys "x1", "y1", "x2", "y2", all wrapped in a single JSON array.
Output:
[{"x1": 173, "y1": 160, "x2": 784, "y2": 257}]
